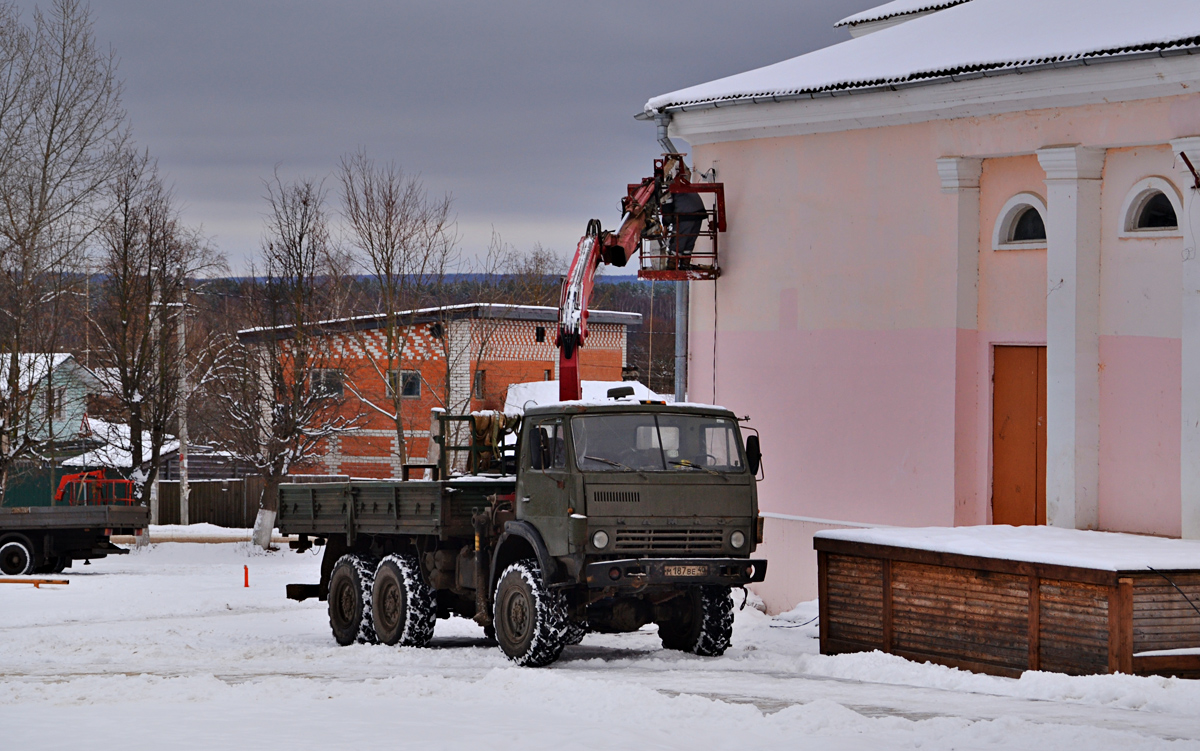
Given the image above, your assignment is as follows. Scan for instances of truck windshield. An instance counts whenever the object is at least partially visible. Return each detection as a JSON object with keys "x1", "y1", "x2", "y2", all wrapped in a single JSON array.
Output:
[{"x1": 572, "y1": 413, "x2": 745, "y2": 473}]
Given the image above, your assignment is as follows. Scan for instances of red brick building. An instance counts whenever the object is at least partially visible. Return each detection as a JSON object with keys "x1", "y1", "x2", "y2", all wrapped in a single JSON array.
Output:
[{"x1": 250, "y1": 304, "x2": 639, "y2": 478}]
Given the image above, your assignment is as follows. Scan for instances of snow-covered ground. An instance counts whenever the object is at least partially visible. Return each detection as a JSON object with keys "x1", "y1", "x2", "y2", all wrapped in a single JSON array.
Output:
[{"x1": 2, "y1": 543, "x2": 1199, "y2": 750}]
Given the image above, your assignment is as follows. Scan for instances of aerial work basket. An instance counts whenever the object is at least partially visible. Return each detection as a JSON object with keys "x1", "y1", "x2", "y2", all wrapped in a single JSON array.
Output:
[{"x1": 636, "y1": 156, "x2": 727, "y2": 282}]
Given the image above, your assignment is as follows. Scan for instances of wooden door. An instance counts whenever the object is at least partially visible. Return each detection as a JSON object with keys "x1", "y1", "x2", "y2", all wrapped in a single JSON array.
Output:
[{"x1": 992, "y1": 346, "x2": 1046, "y2": 525}]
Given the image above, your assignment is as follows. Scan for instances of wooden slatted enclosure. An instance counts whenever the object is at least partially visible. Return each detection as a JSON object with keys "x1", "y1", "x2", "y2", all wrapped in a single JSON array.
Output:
[{"x1": 816, "y1": 536, "x2": 1200, "y2": 678}]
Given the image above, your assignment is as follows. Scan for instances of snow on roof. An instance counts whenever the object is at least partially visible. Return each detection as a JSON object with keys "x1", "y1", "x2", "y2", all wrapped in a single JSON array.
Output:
[
  {"x1": 835, "y1": 0, "x2": 971, "y2": 28},
  {"x1": 63, "y1": 418, "x2": 179, "y2": 469},
  {"x1": 0, "y1": 353, "x2": 72, "y2": 393},
  {"x1": 504, "y1": 380, "x2": 664, "y2": 412},
  {"x1": 646, "y1": 0, "x2": 1200, "y2": 112},
  {"x1": 816, "y1": 525, "x2": 1200, "y2": 571}
]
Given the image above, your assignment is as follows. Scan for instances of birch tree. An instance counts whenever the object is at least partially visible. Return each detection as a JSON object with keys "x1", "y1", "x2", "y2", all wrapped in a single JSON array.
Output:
[
  {"x1": 213, "y1": 174, "x2": 359, "y2": 544},
  {"x1": 338, "y1": 149, "x2": 456, "y2": 465},
  {"x1": 88, "y1": 150, "x2": 221, "y2": 503}
]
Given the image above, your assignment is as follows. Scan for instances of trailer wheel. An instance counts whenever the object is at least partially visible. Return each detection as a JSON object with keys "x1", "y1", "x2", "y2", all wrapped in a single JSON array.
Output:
[
  {"x1": 372, "y1": 554, "x2": 436, "y2": 647},
  {"x1": 328, "y1": 553, "x2": 378, "y2": 646},
  {"x1": 493, "y1": 558, "x2": 568, "y2": 667},
  {"x1": 0, "y1": 540, "x2": 34, "y2": 576},
  {"x1": 657, "y1": 586, "x2": 734, "y2": 656}
]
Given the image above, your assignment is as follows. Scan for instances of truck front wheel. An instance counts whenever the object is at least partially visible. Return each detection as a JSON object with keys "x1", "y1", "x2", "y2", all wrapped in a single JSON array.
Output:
[
  {"x1": 658, "y1": 586, "x2": 734, "y2": 656},
  {"x1": 493, "y1": 559, "x2": 568, "y2": 667},
  {"x1": 0, "y1": 540, "x2": 34, "y2": 575},
  {"x1": 328, "y1": 554, "x2": 378, "y2": 646},
  {"x1": 372, "y1": 554, "x2": 436, "y2": 647}
]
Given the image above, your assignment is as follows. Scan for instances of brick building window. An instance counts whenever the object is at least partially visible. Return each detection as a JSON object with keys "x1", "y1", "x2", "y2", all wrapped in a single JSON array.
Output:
[
  {"x1": 544, "y1": 369, "x2": 552, "y2": 381},
  {"x1": 473, "y1": 369, "x2": 486, "y2": 399},
  {"x1": 387, "y1": 369, "x2": 421, "y2": 398},
  {"x1": 535, "y1": 326, "x2": 546, "y2": 343},
  {"x1": 311, "y1": 369, "x2": 344, "y2": 399}
]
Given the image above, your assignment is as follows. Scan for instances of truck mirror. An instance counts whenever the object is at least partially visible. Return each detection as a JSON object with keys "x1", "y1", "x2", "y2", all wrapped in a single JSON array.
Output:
[
  {"x1": 745, "y1": 435, "x2": 761, "y2": 475},
  {"x1": 607, "y1": 386, "x2": 635, "y2": 400}
]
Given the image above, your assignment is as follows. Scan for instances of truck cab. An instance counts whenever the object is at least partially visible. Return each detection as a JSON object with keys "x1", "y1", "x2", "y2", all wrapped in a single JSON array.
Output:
[{"x1": 488, "y1": 399, "x2": 766, "y2": 662}]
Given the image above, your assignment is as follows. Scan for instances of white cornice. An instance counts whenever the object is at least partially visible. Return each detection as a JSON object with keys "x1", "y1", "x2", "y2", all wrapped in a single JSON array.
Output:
[{"x1": 668, "y1": 54, "x2": 1200, "y2": 146}]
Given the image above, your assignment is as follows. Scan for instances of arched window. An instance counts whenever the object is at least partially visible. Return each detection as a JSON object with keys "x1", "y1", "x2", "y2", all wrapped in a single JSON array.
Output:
[
  {"x1": 1010, "y1": 206, "x2": 1046, "y2": 242},
  {"x1": 993, "y1": 193, "x2": 1048, "y2": 250},
  {"x1": 1134, "y1": 192, "x2": 1177, "y2": 229},
  {"x1": 1120, "y1": 177, "x2": 1182, "y2": 238}
]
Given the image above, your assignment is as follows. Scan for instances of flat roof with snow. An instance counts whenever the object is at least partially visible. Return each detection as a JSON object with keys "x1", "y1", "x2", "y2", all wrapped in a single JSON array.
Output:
[{"x1": 239, "y1": 303, "x2": 641, "y2": 342}]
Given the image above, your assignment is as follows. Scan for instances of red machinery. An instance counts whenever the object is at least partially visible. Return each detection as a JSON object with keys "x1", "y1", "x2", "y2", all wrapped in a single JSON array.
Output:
[
  {"x1": 556, "y1": 154, "x2": 726, "y2": 401},
  {"x1": 54, "y1": 469, "x2": 136, "y2": 506}
]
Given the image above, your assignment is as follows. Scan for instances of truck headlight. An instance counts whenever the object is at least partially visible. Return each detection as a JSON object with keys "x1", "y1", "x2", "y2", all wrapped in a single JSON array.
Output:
[
  {"x1": 730, "y1": 530, "x2": 746, "y2": 549},
  {"x1": 592, "y1": 530, "x2": 610, "y2": 549}
]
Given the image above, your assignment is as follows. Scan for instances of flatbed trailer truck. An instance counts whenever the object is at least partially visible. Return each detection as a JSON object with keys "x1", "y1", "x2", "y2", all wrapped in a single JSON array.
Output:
[
  {"x1": 0, "y1": 504, "x2": 148, "y2": 575},
  {"x1": 280, "y1": 397, "x2": 767, "y2": 666}
]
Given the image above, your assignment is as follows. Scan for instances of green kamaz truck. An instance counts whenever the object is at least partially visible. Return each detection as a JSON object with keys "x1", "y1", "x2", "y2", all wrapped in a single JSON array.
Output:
[{"x1": 279, "y1": 394, "x2": 766, "y2": 667}]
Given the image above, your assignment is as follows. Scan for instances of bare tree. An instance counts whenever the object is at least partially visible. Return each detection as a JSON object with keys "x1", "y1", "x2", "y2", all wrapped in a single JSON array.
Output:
[
  {"x1": 338, "y1": 149, "x2": 456, "y2": 465},
  {"x1": 213, "y1": 174, "x2": 359, "y2": 545},
  {"x1": 88, "y1": 150, "x2": 222, "y2": 509},
  {"x1": 0, "y1": 0, "x2": 126, "y2": 497}
]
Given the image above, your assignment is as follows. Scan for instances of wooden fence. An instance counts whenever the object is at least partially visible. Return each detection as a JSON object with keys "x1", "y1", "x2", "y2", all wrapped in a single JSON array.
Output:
[{"x1": 157, "y1": 478, "x2": 266, "y2": 528}]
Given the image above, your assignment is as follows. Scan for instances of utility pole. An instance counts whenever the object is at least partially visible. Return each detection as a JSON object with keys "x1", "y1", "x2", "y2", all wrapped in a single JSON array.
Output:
[
  {"x1": 176, "y1": 277, "x2": 189, "y2": 526},
  {"x1": 148, "y1": 267, "x2": 160, "y2": 527}
]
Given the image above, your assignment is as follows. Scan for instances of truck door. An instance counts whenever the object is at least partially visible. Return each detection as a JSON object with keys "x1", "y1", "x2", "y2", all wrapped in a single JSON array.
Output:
[{"x1": 517, "y1": 416, "x2": 573, "y2": 556}]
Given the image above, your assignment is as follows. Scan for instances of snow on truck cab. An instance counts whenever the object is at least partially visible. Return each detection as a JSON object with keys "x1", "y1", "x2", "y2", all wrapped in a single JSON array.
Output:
[{"x1": 279, "y1": 395, "x2": 766, "y2": 667}]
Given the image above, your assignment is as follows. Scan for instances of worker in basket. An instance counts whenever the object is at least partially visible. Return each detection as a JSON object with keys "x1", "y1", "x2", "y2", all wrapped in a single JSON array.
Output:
[{"x1": 661, "y1": 165, "x2": 708, "y2": 269}]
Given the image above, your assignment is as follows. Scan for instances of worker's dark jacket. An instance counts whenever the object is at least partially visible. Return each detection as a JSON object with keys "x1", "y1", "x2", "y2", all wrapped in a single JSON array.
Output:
[{"x1": 663, "y1": 192, "x2": 706, "y2": 257}]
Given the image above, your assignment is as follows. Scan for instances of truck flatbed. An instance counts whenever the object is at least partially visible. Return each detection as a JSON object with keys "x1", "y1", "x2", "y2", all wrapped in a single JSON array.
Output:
[
  {"x1": 1, "y1": 504, "x2": 149, "y2": 531},
  {"x1": 278, "y1": 476, "x2": 514, "y2": 542}
]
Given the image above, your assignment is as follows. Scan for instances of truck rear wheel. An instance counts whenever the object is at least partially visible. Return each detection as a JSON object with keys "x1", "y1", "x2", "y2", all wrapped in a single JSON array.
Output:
[
  {"x1": 563, "y1": 620, "x2": 588, "y2": 645},
  {"x1": 658, "y1": 586, "x2": 734, "y2": 656},
  {"x1": 328, "y1": 553, "x2": 378, "y2": 646},
  {"x1": 493, "y1": 558, "x2": 568, "y2": 667},
  {"x1": 0, "y1": 540, "x2": 34, "y2": 576},
  {"x1": 372, "y1": 554, "x2": 436, "y2": 647}
]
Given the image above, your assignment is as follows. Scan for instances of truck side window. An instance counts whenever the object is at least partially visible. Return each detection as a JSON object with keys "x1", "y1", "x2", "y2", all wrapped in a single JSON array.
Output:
[{"x1": 529, "y1": 420, "x2": 566, "y2": 470}]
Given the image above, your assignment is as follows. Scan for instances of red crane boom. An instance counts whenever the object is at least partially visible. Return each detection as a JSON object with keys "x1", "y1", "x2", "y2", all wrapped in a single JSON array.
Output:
[{"x1": 556, "y1": 154, "x2": 725, "y2": 401}]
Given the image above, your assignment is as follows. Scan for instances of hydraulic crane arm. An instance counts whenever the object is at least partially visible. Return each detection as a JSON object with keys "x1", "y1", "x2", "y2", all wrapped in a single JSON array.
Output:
[{"x1": 556, "y1": 156, "x2": 687, "y2": 401}]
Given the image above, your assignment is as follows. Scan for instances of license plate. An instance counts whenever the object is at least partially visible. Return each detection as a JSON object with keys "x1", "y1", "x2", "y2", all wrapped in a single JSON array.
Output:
[{"x1": 664, "y1": 565, "x2": 707, "y2": 577}]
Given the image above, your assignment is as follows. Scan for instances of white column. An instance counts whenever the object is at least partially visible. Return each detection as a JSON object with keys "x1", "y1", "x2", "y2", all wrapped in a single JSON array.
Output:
[
  {"x1": 937, "y1": 157, "x2": 982, "y2": 520},
  {"x1": 1172, "y1": 136, "x2": 1200, "y2": 539},
  {"x1": 937, "y1": 157, "x2": 983, "y2": 329},
  {"x1": 1037, "y1": 146, "x2": 1105, "y2": 530}
]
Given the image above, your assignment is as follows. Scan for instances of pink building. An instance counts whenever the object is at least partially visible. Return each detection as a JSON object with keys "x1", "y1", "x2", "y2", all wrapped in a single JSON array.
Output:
[{"x1": 644, "y1": 0, "x2": 1200, "y2": 611}]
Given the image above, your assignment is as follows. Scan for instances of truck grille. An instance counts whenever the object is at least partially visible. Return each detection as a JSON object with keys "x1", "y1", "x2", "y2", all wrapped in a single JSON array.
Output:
[
  {"x1": 614, "y1": 527, "x2": 723, "y2": 552},
  {"x1": 592, "y1": 491, "x2": 640, "y2": 504}
]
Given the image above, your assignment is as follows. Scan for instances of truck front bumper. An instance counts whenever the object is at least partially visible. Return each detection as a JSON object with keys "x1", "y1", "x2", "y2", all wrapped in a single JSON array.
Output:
[{"x1": 584, "y1": 558, "x2": 767, "y2": 590}]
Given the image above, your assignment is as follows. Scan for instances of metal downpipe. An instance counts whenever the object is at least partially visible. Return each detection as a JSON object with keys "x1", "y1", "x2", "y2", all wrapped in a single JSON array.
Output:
[
  {"x1": 654, "y1": 113, "x2": 678, "y2": 155},
  {"x1": 655, "y1": 112, "x2": 689, "y2": 402}
]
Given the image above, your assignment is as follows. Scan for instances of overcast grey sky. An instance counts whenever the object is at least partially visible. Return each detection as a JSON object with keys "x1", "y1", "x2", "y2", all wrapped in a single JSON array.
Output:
[{"x1": 37, "y1": 1, "x2": 875, "y2": 271}]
